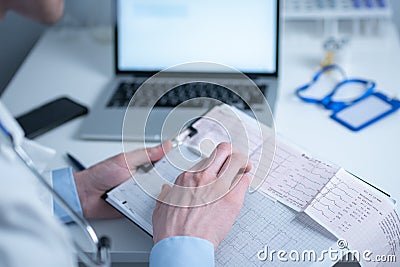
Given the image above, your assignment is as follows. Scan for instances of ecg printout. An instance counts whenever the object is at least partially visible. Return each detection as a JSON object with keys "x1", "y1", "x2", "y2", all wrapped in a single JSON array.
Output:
[
  {"x1": 305, "y1": 169, "x2": 400, "y2": 266},
  {"x1": 216, "y1": 191, "x2": 337, "y2": 266},
  {"x1": 108, "y1": 104, "x2": 274, "y2": 234},
  {"x1": 106, "y1": 104, "x2": 400, "y2": 266},
  {"x1": 175, "y1": 104, "x2": 276, "y2": 192},
  {"x1": 107, "y1": 142, "x2": 338, "y2": 266},
  {"x1": 259, "y1": 141, "x2": 339, "y2": 212}
]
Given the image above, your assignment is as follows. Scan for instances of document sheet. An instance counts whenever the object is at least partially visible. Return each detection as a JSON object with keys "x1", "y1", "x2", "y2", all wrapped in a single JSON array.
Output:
[
  {"x1": 305, "y1": 169, "x2": 400, "y2": 266},
  {"x1": 107, "y1": 139, "x2": 338, "y2": 266},
  {"x1": 106, "y1": 104, "x2": 399, "y2": 266}
]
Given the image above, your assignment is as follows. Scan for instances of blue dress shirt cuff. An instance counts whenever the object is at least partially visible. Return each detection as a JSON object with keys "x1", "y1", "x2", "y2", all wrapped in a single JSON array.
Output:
[
  {"x1": 150, "y1": 236, "x2": 215, "y2": 267},
  {"x1": 52, "y1": 167, "x2": 83, "y2": 224}
]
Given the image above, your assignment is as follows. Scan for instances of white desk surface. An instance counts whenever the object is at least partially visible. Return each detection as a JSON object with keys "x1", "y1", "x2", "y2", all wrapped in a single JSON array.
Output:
[{"x1": 2, "y1": 22, "x2": 400, "y2": 263}]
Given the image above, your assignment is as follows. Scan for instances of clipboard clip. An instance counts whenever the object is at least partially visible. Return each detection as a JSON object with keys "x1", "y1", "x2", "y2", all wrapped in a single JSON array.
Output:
[{"x1": 139, "y1": 126, "x2": 202, "y2": 174}]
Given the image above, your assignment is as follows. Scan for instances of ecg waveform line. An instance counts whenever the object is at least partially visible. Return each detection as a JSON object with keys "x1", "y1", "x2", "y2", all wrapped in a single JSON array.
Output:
[
  {"x1": 305, "y1": 169, "x2": 394, "y2": 237},
  {"x1": 258, "y1": 140, "x2": 339, "y2": 211},
  {"x1": 108, "y1": 106, "x2": 398, "y2": 267},
  {"x1": 307, "y1": 176, "x2": 357, "y2": 222}
]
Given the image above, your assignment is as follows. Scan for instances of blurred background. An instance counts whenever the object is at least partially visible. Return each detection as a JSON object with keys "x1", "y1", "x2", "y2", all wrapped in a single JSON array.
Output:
[
  {"x1": 0, "y1": 0, "x2": 399, "y2": 96},
  {"x1": 0, "y1": 0, "x2": 112, "y2": 96}
]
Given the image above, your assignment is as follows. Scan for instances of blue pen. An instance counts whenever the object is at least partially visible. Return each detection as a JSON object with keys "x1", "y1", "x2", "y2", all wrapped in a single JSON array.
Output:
[{"x1": 66, "y1": 153, "x2": 86, "y2": 171}]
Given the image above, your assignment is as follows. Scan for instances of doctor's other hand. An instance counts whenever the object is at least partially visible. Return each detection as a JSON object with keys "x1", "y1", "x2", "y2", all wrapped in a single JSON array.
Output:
[
  {"x1": 152, "y1": 143, "x2": 252, "y2": 249},
  {"x1": 73, "y1": 141, "x2": 172, "y2": 219}
]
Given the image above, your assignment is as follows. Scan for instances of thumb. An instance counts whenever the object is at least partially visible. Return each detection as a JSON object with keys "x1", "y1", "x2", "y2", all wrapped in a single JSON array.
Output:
[
  {"x1": 227, "y1": 173, "x2": 252, "y2": 202},
  {"x1": 155, "y1": 184, "x2": 171, "y2": 210},
  {"x1": 125, "y1": 140, "x2": 172, "y2": 168}
]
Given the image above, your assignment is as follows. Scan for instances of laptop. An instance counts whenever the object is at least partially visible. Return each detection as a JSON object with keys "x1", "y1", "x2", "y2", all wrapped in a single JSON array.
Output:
[{"x1": 79, "y1": 0, "x2": 280, "y2": 141}]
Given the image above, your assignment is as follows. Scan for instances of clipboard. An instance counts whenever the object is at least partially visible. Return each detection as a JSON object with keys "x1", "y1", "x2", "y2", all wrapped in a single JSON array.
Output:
[
  {"x1": 105, "y1": 103, "x2": 276, "y2": 234},
  {"x1": 104, "y1": 103, "x2": 399, "y2": 266}
]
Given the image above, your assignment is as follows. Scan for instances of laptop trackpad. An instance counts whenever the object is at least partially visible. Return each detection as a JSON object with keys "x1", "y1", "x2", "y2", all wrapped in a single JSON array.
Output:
[{"x1": 124, "y1": 108, "x2": 207, "y2": 142}]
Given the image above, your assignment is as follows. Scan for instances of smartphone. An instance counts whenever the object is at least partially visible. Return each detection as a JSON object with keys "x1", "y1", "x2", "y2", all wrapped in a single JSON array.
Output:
[{"x1": 16, "y1": 97, "x2": 89, "y2": 139}]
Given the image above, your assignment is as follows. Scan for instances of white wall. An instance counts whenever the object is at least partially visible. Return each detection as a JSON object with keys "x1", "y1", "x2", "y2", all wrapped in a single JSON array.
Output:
[
  {"x1": 0, "y1": 12, "x2": 47, "y2": 95},
  {"x1": 393, "y1": 0, "x2": 400, "y2": 32},
  {"x1": 0, "y1": 0, "x2": 112, "y2": 96}
]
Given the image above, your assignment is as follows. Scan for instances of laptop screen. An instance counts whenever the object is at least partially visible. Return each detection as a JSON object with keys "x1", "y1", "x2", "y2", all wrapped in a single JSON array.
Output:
[{"x1": 116, "y1": 0, "x2": 278, "y2": 75}]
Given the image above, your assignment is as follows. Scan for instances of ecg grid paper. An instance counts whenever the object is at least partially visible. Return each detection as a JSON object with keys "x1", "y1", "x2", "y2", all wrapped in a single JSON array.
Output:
[
  {"x1": 216, "y1": 192, "x2": 337, "y2": 266},
  {"x1": 107, "y1": 138, "x2": 339, "y2": 266},
  {"x1": 106, "y1": 104, "x2": 400, "y2": 266},
  {"x1": 106, "y1": 104, "x2": 344, "y2": 266},
  {"x1": 214, "y1": 139, "x2": 340, "y2": 266},
  {"x1": 259, "y1": 141, "x2": 339, "y2": 212},
  {"x1": 304, "y1": 169, "x2": 400, "y2": 266}
]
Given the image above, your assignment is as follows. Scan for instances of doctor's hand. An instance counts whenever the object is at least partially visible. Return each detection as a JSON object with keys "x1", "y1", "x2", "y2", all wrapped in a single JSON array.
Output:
[
  {"x1": 152, "y1": 143, "x2": 252, "y2": 249},
  {"x1": 73, "y1": 141, "x2": 172, "y2": 219}
]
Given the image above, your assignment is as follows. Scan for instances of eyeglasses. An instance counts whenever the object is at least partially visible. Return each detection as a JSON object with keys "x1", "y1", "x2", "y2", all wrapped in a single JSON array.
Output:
[{"x1": 0, "y1": 121, "x2": 111, "y2": 267}]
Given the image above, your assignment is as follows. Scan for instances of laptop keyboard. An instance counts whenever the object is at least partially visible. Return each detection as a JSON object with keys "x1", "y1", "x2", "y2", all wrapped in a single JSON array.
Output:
[{"x1": 107, "y1": 81, "x2": 267, "y2": 110}]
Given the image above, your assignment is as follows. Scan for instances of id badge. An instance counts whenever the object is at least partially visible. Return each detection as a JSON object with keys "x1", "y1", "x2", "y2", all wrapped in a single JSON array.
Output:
[{"x1": 330, "y1": 92, "x2": 400, "y2": 131}]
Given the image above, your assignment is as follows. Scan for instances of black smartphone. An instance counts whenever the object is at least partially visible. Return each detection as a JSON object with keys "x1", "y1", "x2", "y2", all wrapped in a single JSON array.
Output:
[{"x1": 16, "y1": 97, "x2": 89, "y2": 139}]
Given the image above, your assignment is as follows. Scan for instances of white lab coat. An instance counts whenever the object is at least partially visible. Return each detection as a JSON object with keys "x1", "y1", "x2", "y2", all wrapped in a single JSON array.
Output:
[{"x1": 0, "y1": 102, "x2": 76, "y2": 267}]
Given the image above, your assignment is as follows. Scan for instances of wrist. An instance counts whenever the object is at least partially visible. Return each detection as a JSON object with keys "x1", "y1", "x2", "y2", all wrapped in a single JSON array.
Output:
[
  {"x1": 154, "y1": 232, "x2": 218, "y2": 250},
  {"x1": 73, "y1": 170, "x2": 90, "y2": 217}
]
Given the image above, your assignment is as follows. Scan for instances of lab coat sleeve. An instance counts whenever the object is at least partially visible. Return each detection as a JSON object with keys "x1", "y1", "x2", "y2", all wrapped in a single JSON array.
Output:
[
  {"x1": 52, "y1": 167, "x2": 83, "y2": 223},
  {"x1": 149, "y1": 236, "x2": 215, "y2": 267},
  {"x1": 0, "y1": 154, "x2": 76, "y2": 267}
]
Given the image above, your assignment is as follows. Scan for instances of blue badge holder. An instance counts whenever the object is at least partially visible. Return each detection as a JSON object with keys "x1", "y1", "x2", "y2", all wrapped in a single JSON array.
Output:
[
  {"x1": 330, "y1": 92, "x2": 400, "y2": 131},
  {"x1": 295, "y1": 65, "x2": 400, "y2": 131}
]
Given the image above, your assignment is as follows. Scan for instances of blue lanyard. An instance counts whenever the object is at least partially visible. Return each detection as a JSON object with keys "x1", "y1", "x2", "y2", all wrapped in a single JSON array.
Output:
[{"x1": 295, "y1": 65, "x2": 376, "y2": 112}]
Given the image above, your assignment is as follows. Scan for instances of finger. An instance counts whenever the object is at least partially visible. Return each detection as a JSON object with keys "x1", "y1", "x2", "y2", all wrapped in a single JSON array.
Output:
[
  {"x1": 155, "y1": 184, "x2": 171, "y2": 210},
  {"x1": 217, "y1": 152, "x2": 250, "y2": 184},
  {"x1": 160, "y1": 140, "x2": 173, "y2": 157},
  {"x1": 226, "y1": 173, "x2": 252, "y2": 204},
  {"x1": 206, "y1": 143, "x2": 233, "y2": 174},
  {"x1": 218, "y1": 153, "x2": 251, "y2": 178},
  {"x1": 188, "y1": 142, "x2": 232, "y2": 174},
  {"x1": 244, "y1": 160, "x2": 252, "y2": 173},
  {"x1": 158, "y1": 184, "x2": 171, "y2": 201},
  {"x1": 125, "y1": 140, "x2": 172, "y2": 168},
  {"x1": 230, "y1": 169, "x2": 252, "y2": 189},
  {"x1": 177, "y1": 143, "x2": 242, "y2": 188},
  {"x1": 200, "y1": 152, "x2": 248, "y2": 199},
  {"x1": 148, "y1": 140, "x2": 172, "y2": 161}
]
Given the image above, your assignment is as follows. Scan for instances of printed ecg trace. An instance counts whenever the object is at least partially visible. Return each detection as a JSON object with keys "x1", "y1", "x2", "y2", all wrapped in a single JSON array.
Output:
[
  {"x1": 109, "y1": 137, "x2": 339, "y2": 267},
  {"x1": 259, "y1": 140, "x2": 339, "y2": 211},
  {"x1": 305, "y1": 169, "x2": 395, "y2": 236},
  {"x1": 108, "y1": 105, "x2": 399, "y2": 267},
  {"x1": 215, "y1": 139, "x2": 340, "y2": 266},
  {"x1": 303, "y1": 169, "x2": 399, "y2": 267}
]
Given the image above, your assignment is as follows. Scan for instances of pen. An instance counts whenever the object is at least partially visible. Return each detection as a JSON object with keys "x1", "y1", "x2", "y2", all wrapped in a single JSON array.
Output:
[{"x1": 66, "y1": 152, "x2": 86, "y2": 171}]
